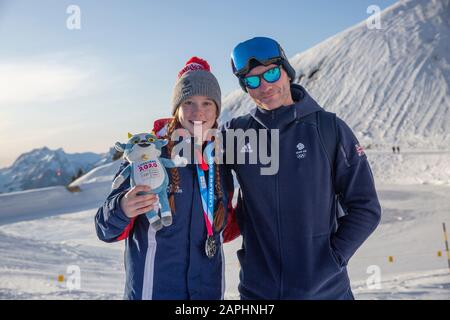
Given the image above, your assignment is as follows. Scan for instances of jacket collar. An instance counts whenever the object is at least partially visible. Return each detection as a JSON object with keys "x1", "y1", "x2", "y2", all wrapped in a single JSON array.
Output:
[{"x1": 250, "y1": 84, "x2": 323, "y2": 130}]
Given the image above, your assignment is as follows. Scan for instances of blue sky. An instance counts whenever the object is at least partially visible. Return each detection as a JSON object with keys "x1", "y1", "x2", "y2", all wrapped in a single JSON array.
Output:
[{"x1": 0, "y1": 0, "x2": 397, "y2": 168}]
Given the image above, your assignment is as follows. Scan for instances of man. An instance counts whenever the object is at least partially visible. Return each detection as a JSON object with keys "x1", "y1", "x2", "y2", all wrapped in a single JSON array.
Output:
[{"x1": 223, "y1": 37, "x2": 382, "y2": 299}]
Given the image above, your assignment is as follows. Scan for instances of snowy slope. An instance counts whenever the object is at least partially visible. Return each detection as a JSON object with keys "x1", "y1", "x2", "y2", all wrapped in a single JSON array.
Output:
[
  {"x1": 368, "y1": 150, "x2": 450, "y2": 185},
  {"x1": 0, "y1": 209, "x2": 124, "y2": 299},
  {"x1": 0, "y1": 160, "x2": 122, "y2": 225},
  {"x1": 1, "y1": 151, "x2": 450, "y2": 300},
  {"x1": 68, "y1": 159, "x2": 122, "y2": 191},
  {"x1": 1, "y1": 179, "x2": 449, "y2": 299},
  {"x1": 220, "y1": 0, "x2": 450, "y2": 149}
]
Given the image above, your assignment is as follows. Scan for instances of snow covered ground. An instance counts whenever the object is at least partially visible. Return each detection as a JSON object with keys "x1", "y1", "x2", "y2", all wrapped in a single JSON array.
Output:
[
  {"x1": 0, "y1": 150, "x2": 449, "y2": 300},
  {"x1": 0, "y1": 209, "x2": 124, "y2": 300}
]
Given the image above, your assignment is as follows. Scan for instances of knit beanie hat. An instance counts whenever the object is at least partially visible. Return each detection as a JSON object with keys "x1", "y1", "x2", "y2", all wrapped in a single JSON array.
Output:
[{"x1": 171, "y1": 57, "x2": 221, "y2": 116}]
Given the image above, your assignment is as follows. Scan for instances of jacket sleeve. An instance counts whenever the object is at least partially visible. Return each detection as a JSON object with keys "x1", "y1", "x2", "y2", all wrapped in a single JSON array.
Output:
[
  {"x1": 95, "y1": 160, "x2": 134, "y2": 243},
  {"x1": 330, "y1": 118, "x2": 382, "y2": 267}
]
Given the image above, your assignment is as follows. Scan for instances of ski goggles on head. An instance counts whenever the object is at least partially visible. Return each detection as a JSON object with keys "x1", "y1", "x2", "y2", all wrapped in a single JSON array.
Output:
[
  {"x1": 243, "y1": 65, "x2": 282, "y2": 89},
  {"x1": 231, "y1": 37, "x2": 285, "y2": 76}
]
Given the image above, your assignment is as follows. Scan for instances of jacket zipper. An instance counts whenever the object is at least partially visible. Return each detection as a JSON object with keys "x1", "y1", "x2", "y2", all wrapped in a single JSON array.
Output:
[{"x1": 270, "y1": 109, "x2": 283, "y2": 299}]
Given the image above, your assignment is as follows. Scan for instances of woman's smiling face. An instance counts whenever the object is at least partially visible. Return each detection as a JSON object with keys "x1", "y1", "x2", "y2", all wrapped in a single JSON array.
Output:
[{"x1": 177, "y1": 95, "x2": 217, "y2": 139}]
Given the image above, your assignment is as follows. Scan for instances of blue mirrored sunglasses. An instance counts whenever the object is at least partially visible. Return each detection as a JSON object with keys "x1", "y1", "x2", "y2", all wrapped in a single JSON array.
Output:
[{"x1": 242, "y1": 66, "x2": 281, "y2": 89}]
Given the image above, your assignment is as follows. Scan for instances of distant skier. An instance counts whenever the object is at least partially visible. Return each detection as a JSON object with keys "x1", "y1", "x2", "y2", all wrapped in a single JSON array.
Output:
[
  {"x1": 392, "y1": 146, "x2": 396, "y2": 154},
  {"x1": 397, "y1": 146, "x2": 400, "y2": 154}
]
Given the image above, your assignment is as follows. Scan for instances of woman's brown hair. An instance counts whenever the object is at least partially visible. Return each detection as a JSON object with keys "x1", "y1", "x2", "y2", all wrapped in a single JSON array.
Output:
[{"x1": 164, "y1": 113, "x2": 225, "y2": 232}]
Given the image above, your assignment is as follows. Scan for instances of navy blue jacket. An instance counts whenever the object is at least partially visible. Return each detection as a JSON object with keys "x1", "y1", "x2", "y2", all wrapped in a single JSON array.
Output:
[
  {"x1": 223, "y1": 84, "x2": 382, "y2": 299},
  {"x1": 95, "y1": 140, "x2": 232, "y2": 300}
]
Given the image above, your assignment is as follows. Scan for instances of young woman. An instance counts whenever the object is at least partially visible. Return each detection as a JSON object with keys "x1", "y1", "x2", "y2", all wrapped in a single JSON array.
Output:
[{"x1": 95, "y1": 57, "x2": 235, "y2": 300}]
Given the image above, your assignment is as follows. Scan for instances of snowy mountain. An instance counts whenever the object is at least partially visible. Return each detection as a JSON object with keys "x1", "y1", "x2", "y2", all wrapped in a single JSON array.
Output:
[
  {"x1": 220, "y1": 0, "x2": 450, "y2": 149},
  {"x1": 0, "y1": 147, "x2": 116, "y2": 193}
]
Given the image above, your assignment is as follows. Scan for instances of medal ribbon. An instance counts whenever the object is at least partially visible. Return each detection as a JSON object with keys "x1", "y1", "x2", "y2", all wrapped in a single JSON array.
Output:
[{"x1": 195, "y1": 142, "x2": 215, "y2": 237}]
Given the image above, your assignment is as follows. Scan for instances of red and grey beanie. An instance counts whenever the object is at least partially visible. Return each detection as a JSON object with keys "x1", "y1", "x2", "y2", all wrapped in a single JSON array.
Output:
[{"x1": 171, "y1": 57, "x2": 221, "y2": 116}]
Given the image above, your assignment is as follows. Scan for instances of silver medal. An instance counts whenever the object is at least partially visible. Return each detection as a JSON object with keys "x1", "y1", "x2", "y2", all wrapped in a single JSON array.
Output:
[{"x1": 205, "y1": 236, "x2": 217, "y2": 259}]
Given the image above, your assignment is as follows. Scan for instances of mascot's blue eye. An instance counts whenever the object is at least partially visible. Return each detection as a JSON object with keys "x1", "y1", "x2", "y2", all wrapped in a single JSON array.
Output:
[{"x1": 148, "y1": 137, "x2": 156, "y2": 142}]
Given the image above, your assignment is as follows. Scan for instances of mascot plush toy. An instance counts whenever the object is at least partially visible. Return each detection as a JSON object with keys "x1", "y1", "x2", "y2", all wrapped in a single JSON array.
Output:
[{"x1": 112, "y1": 132, "x2": 188, "y2": 231}]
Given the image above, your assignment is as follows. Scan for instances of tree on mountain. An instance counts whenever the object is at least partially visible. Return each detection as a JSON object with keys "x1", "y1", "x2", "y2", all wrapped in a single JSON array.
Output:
[
  {"x1": 71, "y1": 168, "x2": 84, "y2": 182},
  {"x1": 112, "y1": 149, "x2": 123, "y2": 161}
]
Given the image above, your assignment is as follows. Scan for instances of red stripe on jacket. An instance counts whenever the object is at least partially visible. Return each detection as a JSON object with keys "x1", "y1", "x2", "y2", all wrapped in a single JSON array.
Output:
[
  {"x1": 223, "y1": 191, "x2": 240, "y2": 243},
  {"x1": 117, "y1": 217, "x2": 137, "y2": 241}
]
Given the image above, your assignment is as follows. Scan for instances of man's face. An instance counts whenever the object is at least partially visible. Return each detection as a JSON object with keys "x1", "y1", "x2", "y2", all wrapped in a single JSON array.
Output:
[{"x1": 245, "y1": 63, "x2": 293, "y2": 110}]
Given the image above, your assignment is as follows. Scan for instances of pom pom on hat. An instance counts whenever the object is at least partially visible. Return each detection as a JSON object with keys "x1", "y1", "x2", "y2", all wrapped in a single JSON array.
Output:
[{"x1": 177, "y1": 57, "x2": 211, "y2": 79}]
